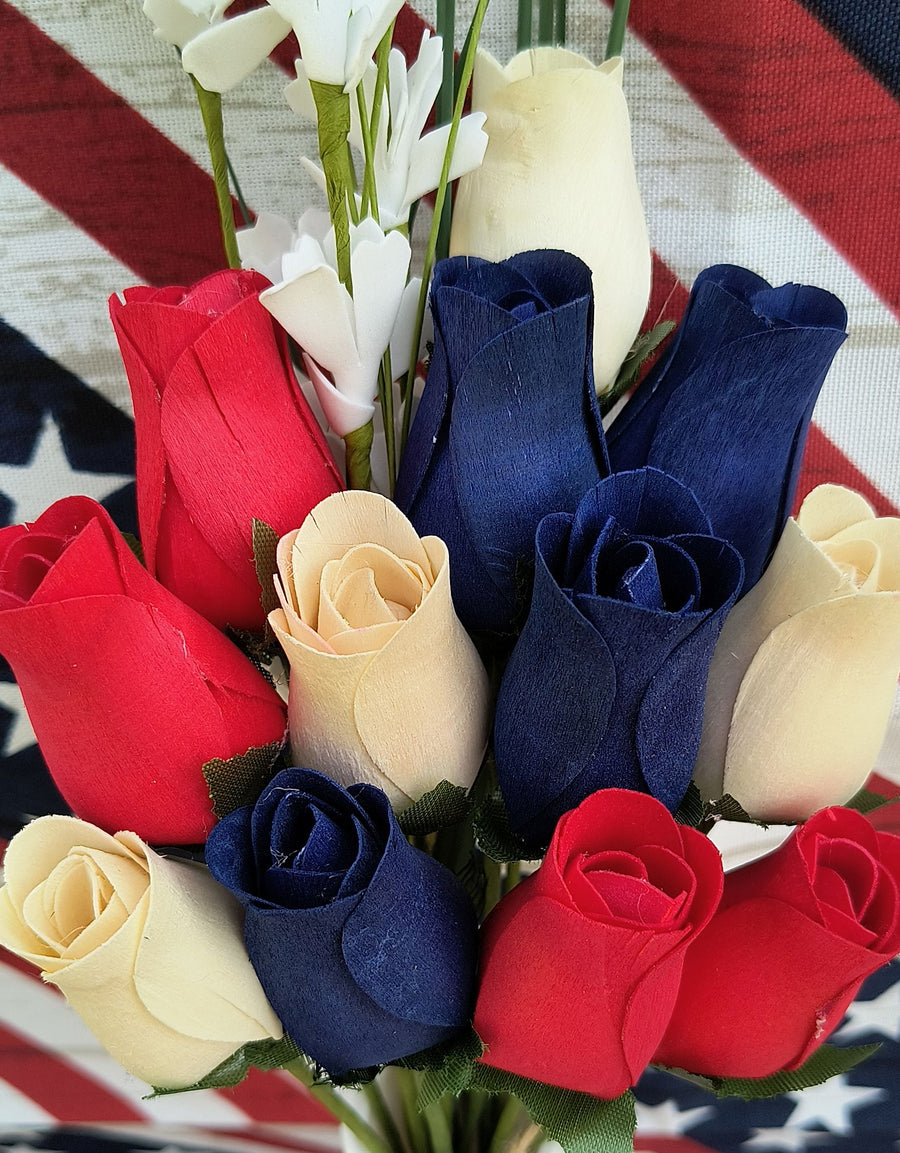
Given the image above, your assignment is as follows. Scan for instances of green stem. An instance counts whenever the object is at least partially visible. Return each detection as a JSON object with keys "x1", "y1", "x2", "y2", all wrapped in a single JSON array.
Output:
[
  {"x1": 398, "y1": 1069, "x2": 432, "y2": 1153},
  {"x1": 483, "y1": 855, "x2": 502, "y2": 918},
  {"x1": 363, "y1": 1079, "x2": 409, "y2": 1153},
  {"x1": 344, "y1": 420, "x2": 374, "y2": 490},
  {"x1": 486, "y1": 1096, "x2": 527, "y2": 1153},
  {"x1": 226, "y1": 152, "x2": 252, "y2": 227},
  {"x1": 379, "y1": 346, "x2": 396, "y2": 494},
  {"x1": 503, "y1": 859, "x2": 521, "y2": 895},
  {"x1": 371, "y1": 21, "x2": 394, "y2": 146},
  {"x1": 516, "y1": 0, "x2": 533, "y2": 50},
  {"x1": 356, "y1": 83, "x2": 380, "y2": 219},
  {"x1": 605, "y1": 0, "x2": 631, "y2": 58},
  {"x1": 191, "y1": 76, "x2": 240, "y2": 268},
  {"x1": 400, "y1": 0, "x2": 492, "y2": 451},
  {"x1": 284, "y1": 1062, "x2": 393, "y2": 1153},
  {"x1": 554, "y1": 0, "x2": 566, "y2": 45},
  {"x1": 537, "y1": 0, "x2": 553, "y2": 45},
  {"x1": 310, "y1": 80, "x2": 355, "y2": 288},
  {"x1": 422, "y1": 1095, "x2": 454, "y2": 1153},
  {"x1": 434, "y1": 0, "x2": 456, "y2": 262}
]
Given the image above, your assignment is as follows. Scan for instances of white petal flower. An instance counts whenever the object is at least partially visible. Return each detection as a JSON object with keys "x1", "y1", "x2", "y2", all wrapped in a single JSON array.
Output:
[
  {"x1": 287, "y1": 33, "x2": 488, "y2": 229},
  {"x1": 260, "y1": 216, "x2": 412, "y2": 436},
  {"x1": 180, "y1": 6, "x2": 293, "y2": 92},
  {"x1": 237, "y1": 212, "x2": 298, "y2": 285}
]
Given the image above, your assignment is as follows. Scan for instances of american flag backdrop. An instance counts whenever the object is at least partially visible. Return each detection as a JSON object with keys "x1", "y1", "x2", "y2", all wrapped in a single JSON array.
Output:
[{"x1": 0, "y1": 0, "x2": 899, "y2": 1148}]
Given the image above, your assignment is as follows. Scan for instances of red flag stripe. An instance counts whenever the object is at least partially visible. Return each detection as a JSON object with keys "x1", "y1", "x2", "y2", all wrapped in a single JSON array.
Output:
[
  {"x1": 220, "y1": 1067, "x2": 337, "y2": 1124},
  {"x1": 0, "y1": 2, "x2": 232, "y2": 286},
  {"x1": 618, "y1": 0, "x2": 900, "y2": 319},
  {"x1": 0, "y1": 1020, "x2": 146, "y2": 1121}
]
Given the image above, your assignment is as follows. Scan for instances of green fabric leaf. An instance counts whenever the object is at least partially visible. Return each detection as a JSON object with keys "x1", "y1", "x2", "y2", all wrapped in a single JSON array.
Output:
[
  {"x1": 344, "y1": 420, "x2": 374, "y2": 491},
  {"x1": 252, "y1": 517, "x2": 280, "y2": 617},
  {"x1": 473, "y1": 790, "x2": 541, "y2": 863},
  {"x1": 844, "y1": 787, "x2": 900, "y2": 815},
  {"x1": 203, "y1": 739, "x2": 286, "y2": 819},
  {"x1": 398, "y1": 780, "x2": 473, "y2": 835},
  {"x1": 658, "y1": 1042, "x2": 881, "y2": 1100},
  {"x1": 416, "y1": 1031, "x2": 483, "y2": 1111},
  {"x1": 599, "y1": 321, "x2": 676, "y2": 415},
  {"x1": 470, "y1": 1067, "x2": 636, "y2": 1153},
  {"x1": 122, "y1": 532, "x2": 145, "y2": 566},
  {"x1": 674, "y1": 782, "x2": 705, "y2": 828},
  {"x1": 148, "y1": 1034, "x2": 304, "y2": 1096}
]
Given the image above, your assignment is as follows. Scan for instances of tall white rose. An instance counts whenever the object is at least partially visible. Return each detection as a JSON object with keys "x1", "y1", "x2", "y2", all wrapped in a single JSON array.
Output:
[
  {"x1": 270, "y1": 490, "x2": 490, "y2": 808},
  {"x1": 694, "y1": 485, "x2": 900, "y2": 820},
  {"x1": 0, "y1": 817, "x2": 283, "y2": 1088},
  {"x1": 449, "y1": 47, "x2": 651, "y2": 394}
]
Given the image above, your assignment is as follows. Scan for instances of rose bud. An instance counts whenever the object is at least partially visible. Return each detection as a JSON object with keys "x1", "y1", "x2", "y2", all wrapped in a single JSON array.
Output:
[
  {"x1": 269, "y1": 490, "x2": 489, "y2": 809},
  {"x1": 694, "y1": 484, "x2": 900, "y2": 821},
  {"x1": 655, "y1": 806, "x2": 900, "y2": 1078},
  {"x1": 449, "y1": 48, "x2": 650, "y2": 393},
  {"x1": 395, "y1": 250, "x2": 608, "y2": 633},
  {"x1": 109, "y1": 268, "x2": 342, "y2": 632},
  {"x1": 0, "y1": 497, "x2": 286, "y2": 843},
  {"x1": 606, "y1": 265, "x2": 847, "y2": 590},
  {"x1": 474, "y1": 789, "x2": 723, "y2": 1098},
  {"x1": 206, "y1": 767, "x2": 478, "y2": 1075},
  {"x1": 0, "y1": 816, "x2": 283, "y2": 1088},
  {"x1": 494, "y1": 468, "x2": 743, "y2": 852}
]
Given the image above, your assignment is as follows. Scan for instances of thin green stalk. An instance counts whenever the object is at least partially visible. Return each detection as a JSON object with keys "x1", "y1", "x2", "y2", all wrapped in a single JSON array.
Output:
[
  {"x1": 363, "y1": 1079, "x2": 410, "y2": 1153},
  {"x1": 605, "y1": 0, "x2": 631, "y2": 58},
  {"x1": 371, "y1": 21, "x2": 395, "y2": 146},
  {"x1": 356, "y1": 82, "x2": 380, "y2": 219},
  {"x1": 284, "y1": 1062, "x2": 393, "y2": 1153},
  {"x1": 226, "y1": 153, "x2": 252, "y2": 227},
  {"x1": 191, "y1": 76, "x2": 240, "y2": 268},
  {"x1": 398, "y1": 1068, "x2": 432, "y2": 1153},
  {"x1": 422, "y1": 1095, "x2": 454, "y2": 1153},
  {"x1": 554, "y1": 0, "x2": 566, "y2": 45},
  {"x1": 434, "y1": 0, "x2": 456, "y2": 262},
  {"x1": 516, "y1": 0, "x2": 533, "y2": 49},
  {"x1": 537, "y1": 0, "x2": 553, "y2": 45},
  {"x1": 400, "y1": 0, "x2": 492, "y2": 451},
  {"x1": 310, "y1": 80, "x2": 355, "y2": 288},
  {"x1": 486, "y1": 1096, "x2": 528, "y2": 1153},
  {"x1": 483, "y1": 855, "x2": 502, "y2": 918},
  {"x1": 379, "y1": 346, "x2": 397, "y2": 494},
  {"x1": 503, "y1": 859, "x2": 521, "y2": 895}
]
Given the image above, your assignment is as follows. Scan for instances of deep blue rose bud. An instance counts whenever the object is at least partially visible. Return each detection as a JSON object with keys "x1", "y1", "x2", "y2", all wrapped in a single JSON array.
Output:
[
  {"x1": 494, "y1": 468, "x2": 744, "y2": 852},
  {"x1": 205, "y1": 768, "x2": 478, "y2": 1076},
  {"x1": 606, "y1": 264, "x2": 847, "y2": 590},
  {"x1": 395, "y1": 250, "x2": 608, "y2": 633}
]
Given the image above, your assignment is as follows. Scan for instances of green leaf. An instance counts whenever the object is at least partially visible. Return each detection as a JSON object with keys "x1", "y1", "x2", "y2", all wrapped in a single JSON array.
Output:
[
  {"x1": 398, "y1": 780, "x2": 473, "y2": 836},
  {"x1": 473, "y1": 791, "x2": 541, "y2": 863},
  {"x1": 252, "y1": 517, "x2": 280, "y2": 617},
  {"x1": 674, "y1": 782, "x2": 705, "y2": 828},
  {"x1": 697, "y1": 793, "x2": 776, "y2": 833},
  {"x1": 203, "y1": 739, "x2": 286, "y2": 819},
  {"x1": 148, "y1": 1034, "x2": 304, "y2": 1096},
  {"x1": 470, "y1": 1067, "x2": 636, "y2": 1153},
  {"x1": 844, "y1": 787, "x2": 900, "y2": 815},
  {"x1": 122, "y1": 532, "x2": 145, "y2": 566},
  {"x1": 599, "y1": 320, "x2": 676, "y2": 416},
  {"x1": 313, "y1": 1063, "x2": 381, "y2": 1088},
  {"x1": 415, "y1": 1029, "x2": 484, "y2": 1111},
  {"x1": 657, "y1": 1042, "x2": 881, "y2": 1100}
]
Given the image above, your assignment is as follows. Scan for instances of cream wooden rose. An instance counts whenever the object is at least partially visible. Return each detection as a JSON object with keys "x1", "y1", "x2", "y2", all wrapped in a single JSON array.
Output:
[
  {"x1": 449, "y1": 47, "x2": 651, "y2": 394},
  {"x1": 0, "y1": 816, "x2": 283, "y2": 1088},
  {"x1": 270, "y1": 490, "x2": 490, "y2": 808},
  {"x1": 694, "y1": 485, "x2": 900, "y2": 820}
]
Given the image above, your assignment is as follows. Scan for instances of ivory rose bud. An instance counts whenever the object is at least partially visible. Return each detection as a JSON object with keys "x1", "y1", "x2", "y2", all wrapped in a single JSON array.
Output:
[
  {"x1": 449, "y1": 47, "x2": 651, "y2": 393},
  {"x1": 0, "y1": 816, "x2": 282, "y2": 1089},
  {"x1": 269, "y1": 491, "x2": 490, "y2": 808},
  {"x1": 694, "y1": 484, "x2": 900, "y2": 820}
]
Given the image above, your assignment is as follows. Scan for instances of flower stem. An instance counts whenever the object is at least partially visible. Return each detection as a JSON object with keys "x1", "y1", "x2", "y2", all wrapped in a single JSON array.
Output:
[
  {"x1": 423, "y1": 1094, "x2": 455, "y2": 1153},
  {"x1": 191, "y1": 76, "x2": 240, "y2": 268},
  {"x1": 310, "y1": 80, "x2": 355, "y2": 289},
  {"x1": 380, "y1": 346, "x2": 397, "y2": 494},
  {"x1": 356, "y1": 83, "x2": 380, "y2": 220},
  {"x1": 435, "y1": 0, "x2": 456, "y2": 262},
  {"x1": 363, "y1": 1079, "x2": 410, "y2": 1153},
  {"x1": 344, "y1": 419, "x2": 374, "y2": 490},
  {"x1": 486, "y1": 1096, "x2": 528, "y2": 1153},
  {"x1": 554, "y1": 0, "x2": 566, "y2": 45},
  {"x1": 283, "y1": 1061, "x2": 393, "y2": 1153},
  {"x1": 398, "y1": 1069, "x2": 432, "y2": 1153},
  {"x1": 370, "y1": 21, "x2": 394, "y2": 146},
  {"x1": 400, "y1": 0, "x2": 492, "y2": 452},
  {"x1": 605, "y1": 0, "x2": 631, "y2": 59},
  {"x1": 516, "y1": 0, "x2": 533, "y2": 49},
  {"x1": 537, "y1": 0, "x2": 553, "y2": 45}
]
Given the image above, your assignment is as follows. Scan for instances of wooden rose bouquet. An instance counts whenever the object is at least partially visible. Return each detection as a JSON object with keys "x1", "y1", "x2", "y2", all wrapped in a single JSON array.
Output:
[{"x1": 1, "y1": 0, "x2": 899, "y2": 1150}]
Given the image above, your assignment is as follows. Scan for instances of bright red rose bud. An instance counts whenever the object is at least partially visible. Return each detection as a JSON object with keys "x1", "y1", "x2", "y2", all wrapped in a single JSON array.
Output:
[
  {"x1": 0, "y1": 497, "x2": 287, "y2": 844},
  {"x1": 655, "y1": 806, "x2": 900, "y2": 1078},
  {"x1": 109, "y1": 268, "x2": 342, "y2": 631},
  {"x1": 474, "y1": 789, "x2": 723, "y2": 1098}
]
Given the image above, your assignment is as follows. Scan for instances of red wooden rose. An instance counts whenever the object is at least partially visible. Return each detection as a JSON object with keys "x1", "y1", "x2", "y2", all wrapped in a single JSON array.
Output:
[
  {"x1": 109, "y1": 268, "x2": 342, "y2": 631},
  {"x1": 0, "y1": 497, "x2": 286, "y2": 844},
  {"x1": 474, "y1": 788, "x2": 723, "y2": 1098},
  {"x1": 655, "y1": 806, "x2": 900, "y2": 1078}
]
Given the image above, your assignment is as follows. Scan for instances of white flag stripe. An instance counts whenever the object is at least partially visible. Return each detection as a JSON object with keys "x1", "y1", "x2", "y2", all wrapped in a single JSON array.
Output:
[
  {"x1": 0, "y1": 164, "x2": 134, "y2": 415},
  {"x1": 0, "y1": 962, "x2": 253, "y2": 1125},
  {"x1": 0, "y1": 1080, "x2": 56, "y2": 1126}
]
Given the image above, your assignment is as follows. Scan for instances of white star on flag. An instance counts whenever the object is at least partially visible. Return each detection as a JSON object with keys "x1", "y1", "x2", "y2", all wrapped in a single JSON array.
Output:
[
  {"x1": 634, "y1": 1096, "x2": 715, "y2": 1133},
  {"x1": 743, "y1": 1126, "x2": 833, "y2": 1150},
  {"x1": 833, "y1": 972, "x2": 900, "y2": 1042},
  {"x1": 0, "y1": 681, "x2": 36, "y2": 755},
  {"x1": 786, "y1": 1075, "x2": 887, "y2": 1133},
  {"x1": 0, "y1": 414, "x2": 132, "y2": 525}
]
